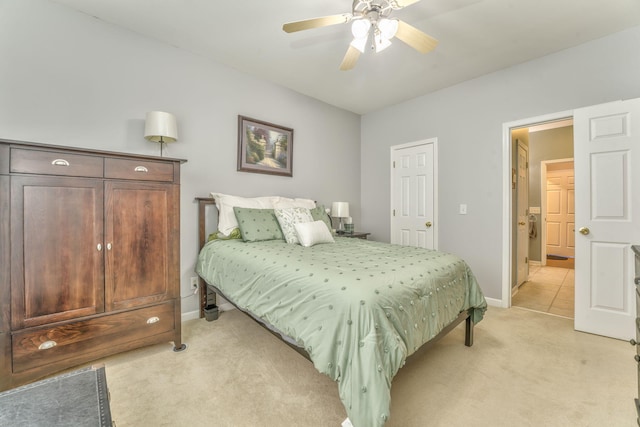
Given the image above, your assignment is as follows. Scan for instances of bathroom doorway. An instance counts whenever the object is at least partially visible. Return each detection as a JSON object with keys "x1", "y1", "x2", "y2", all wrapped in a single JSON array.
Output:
[{"x1": 511, "y1": 119, "x2": 575, "y2": 318}]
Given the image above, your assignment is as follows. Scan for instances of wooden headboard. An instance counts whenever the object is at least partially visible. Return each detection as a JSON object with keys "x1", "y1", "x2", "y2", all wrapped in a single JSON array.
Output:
[{"x1": 195, "y1": 197, "x2": 217, "y2": 317}]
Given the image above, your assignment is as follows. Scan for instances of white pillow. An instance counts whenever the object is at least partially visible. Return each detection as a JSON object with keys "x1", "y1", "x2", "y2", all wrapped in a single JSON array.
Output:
[
  {"x1": 211, "y1": 193, "x2": 279, "y2": 235},
  {"x1": 274, "y1": 207, "x2": 314, "y2": 244},
  {"x1": 273, "y1": 197, "x2": 316, "y2": 209},
  {"x1": 295, "y1": 221, "x2": 335, "y2": 247}
]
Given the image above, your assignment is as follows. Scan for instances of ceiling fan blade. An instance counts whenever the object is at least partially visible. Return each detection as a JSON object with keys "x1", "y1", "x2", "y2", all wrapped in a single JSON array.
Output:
[
  {"x1": 283, "y1": 13, "x2": 352, "y2": 33},
  {"x1": 395, "y1": 20, "x2": 438, "y2": 54},
  {"x1": 391, "y1": 0, "x2": 422, "y2": 8},
  {"x1": 339, "y1": 46, "x2": 361, "y2": 71}
]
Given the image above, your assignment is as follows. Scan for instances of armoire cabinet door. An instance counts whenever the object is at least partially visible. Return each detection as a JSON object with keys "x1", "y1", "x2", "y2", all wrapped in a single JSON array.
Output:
[
  {"x1": 11, "y1": 176, "x2": 105, "y2": 329},
  {"x1": 105, "y1": 181, "x2": 178, "y2": 310}
]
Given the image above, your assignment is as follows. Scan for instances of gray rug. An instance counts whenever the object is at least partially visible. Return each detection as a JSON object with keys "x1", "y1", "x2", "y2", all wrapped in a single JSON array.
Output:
[{"x1": 0, "y1": 365, "x2": 112, "y2": 427}]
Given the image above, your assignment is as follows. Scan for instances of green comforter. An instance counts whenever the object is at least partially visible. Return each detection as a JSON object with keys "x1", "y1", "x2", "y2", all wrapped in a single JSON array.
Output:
[{"x1": 196, "y1": 237, "x2": 487, "y2": 427}]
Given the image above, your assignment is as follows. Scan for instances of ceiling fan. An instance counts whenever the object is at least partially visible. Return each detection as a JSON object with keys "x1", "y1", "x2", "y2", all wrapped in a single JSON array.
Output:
[{"x1": 282, "y1": 0, "x2": 438, "y2": 71}]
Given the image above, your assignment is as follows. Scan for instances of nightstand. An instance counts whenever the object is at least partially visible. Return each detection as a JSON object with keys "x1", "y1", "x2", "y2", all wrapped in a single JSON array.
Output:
[{"x1": 339, "y1": 231, "x2": 370, "y2": 240}]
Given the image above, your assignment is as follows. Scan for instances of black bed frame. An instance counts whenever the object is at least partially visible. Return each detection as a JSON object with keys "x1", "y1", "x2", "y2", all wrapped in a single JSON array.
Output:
[{"x1": 195, "y1": 197, "x2": 474, "y2": 361}]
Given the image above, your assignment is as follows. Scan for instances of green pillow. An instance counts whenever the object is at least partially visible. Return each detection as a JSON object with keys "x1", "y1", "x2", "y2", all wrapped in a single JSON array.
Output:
[
  {"x1": 233, "y1": 207, "x2": 284, "y2": 242},
  {"x1": 310, "y1": 205, "x2": 332, "y2": 232}
]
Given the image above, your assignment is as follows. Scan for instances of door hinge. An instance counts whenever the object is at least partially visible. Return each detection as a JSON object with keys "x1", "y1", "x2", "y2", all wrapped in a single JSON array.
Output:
[
  {"x1": 393, "y1": 161, "x2": 396, "y2": 168},
  {"x1": 393, "y1": 209, "x2": 396, "y2": 216},
  {"x1": 525, "y1": 257, "x2": 528, "y2": 263}
]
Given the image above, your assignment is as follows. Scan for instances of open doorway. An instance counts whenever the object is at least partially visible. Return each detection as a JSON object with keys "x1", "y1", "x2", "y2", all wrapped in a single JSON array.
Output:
[
  {"x1": 504, "y1": 99, "x2": 639, "y2": 339},
  {"x1": 541, "y1": 158, "x2": 575, "y2": 269},
  {"x1": 510, "y1": 119, "x2": 575, "y2": 318}
]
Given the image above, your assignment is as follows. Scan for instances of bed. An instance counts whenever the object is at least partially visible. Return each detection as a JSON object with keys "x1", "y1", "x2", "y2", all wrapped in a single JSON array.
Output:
[{"x1": 195, "y1": 196, "x2": 487, "y2": 427}]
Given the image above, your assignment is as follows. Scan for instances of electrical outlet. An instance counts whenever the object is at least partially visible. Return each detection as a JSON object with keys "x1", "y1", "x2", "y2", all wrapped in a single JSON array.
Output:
[{"x1": 190, "y1": 276, "x2": 199, "y2": 290}]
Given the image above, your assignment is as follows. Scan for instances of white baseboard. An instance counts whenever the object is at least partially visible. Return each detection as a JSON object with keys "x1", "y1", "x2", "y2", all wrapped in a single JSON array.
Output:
[
  {"x1": 181, "y1": 310, "x2": 200, "y2": 322},
  {"x1": 484, "y1": 297, "x2": 505, "y2": 308}
]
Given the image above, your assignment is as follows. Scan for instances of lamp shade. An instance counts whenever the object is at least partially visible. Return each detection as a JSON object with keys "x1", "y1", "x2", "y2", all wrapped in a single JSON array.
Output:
[
  {"x1": 144, "y1": 111, "x2": 178, "y2": 143},
  {"x1": 331, "y1": 202, "x2": 349, "y2": 218}
]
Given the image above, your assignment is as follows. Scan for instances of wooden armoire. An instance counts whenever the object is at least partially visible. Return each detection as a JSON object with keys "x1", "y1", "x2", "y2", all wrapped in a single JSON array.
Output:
[{"x1": 0, "y1": 139, "x2": 185, "y2": 390}]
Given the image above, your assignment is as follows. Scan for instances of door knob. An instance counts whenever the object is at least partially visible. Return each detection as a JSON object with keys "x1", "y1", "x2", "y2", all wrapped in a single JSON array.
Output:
[
  {"x1": 578, "y1": 227, "x2": 590, "y2": 235},
  {"x1": 425, "y1": 221, "x2": 432, "y2": 228}
]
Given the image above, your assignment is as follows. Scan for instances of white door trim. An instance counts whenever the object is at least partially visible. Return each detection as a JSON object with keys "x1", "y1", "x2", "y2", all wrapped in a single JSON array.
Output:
[
  {"x1": 390, "y1": 138, "x2": 438, "y2": 249},
  {"x1": 502, "y1": 110, "x2": 573, "y2": 308}
]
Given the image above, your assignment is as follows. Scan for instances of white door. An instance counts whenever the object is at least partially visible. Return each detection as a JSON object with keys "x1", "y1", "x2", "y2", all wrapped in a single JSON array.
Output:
[
  {"x1": 545, "y1": 166, "x2": 575, "y2": 258},
  {"x1": 516, "y1": 141, "x2": 529, "y2": 286},
  {"x1": 390, "y1": 139, "x2": 437, "y2": 249},
  {"x1": 574, "y1": 98, "x2": 640, "y2": 340}
]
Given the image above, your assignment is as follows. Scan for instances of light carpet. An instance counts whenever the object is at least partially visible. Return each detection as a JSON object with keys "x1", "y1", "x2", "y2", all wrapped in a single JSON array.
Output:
[{"x1": 95, "y1": 307, "x2": 634, "y2": 426}]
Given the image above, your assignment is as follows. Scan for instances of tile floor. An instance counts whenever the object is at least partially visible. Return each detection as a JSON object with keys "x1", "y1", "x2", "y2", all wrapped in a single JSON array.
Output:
[{"x1": 512, "y1": 264, "x2": 575, "y2": 318}]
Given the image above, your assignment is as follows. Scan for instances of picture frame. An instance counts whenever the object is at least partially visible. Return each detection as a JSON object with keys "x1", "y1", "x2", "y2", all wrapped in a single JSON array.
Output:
[{"x1": 237, "y1": 115, "x2": 293, "y2": 177}]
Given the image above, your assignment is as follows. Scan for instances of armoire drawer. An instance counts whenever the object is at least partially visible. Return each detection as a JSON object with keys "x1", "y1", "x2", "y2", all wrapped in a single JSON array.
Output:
[
  {"x1": 105, "y1": 158, "x2": 175, "y2": 182},
  {"x1": 11, "y1": 302, "x2": 176, "y2": 373},
  {"x1": 10, "y1": 148, "x2": 104, "y2": 178}
]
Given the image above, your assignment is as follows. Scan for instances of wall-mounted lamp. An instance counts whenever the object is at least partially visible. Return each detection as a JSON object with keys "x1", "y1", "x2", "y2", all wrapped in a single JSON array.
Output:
[
  {"x1": 144, "y1": 111, "x2": 177, "y2": 156},
  {"x1": 331, "y1": 202, "x2": 350, "y2": 234}
]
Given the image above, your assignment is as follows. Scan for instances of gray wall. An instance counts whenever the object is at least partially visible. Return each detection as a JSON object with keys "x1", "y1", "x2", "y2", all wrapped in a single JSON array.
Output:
[
  {"x1": 0, "y1": 0, "x2": 361, "y2": 315},
  {"x1": 361, "y1": 26, "x2": 640, "y2": 301},
  {"x1": 528, "y1": 126, "x2": 574, "y2": 262},
  {"x1": 4, "y1": 0, "x2": 640, "y2": 306}
]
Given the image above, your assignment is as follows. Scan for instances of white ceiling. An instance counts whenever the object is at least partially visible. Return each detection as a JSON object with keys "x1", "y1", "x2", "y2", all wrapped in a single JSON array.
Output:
[{"x1": 51, "y1": 0, "x2": 640, "y2": 115}]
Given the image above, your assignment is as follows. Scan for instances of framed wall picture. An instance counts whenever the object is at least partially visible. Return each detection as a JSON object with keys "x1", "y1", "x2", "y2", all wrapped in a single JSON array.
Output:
[{"x1": 237, "y1": 115, "x2": 293, "y2": 177}]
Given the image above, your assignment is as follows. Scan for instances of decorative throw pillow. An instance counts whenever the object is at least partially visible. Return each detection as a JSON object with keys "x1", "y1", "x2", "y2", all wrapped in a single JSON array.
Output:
[
  {"x1": 310, "y1": 205, "x2": 332, "y2": 232},
  {"x1": 295, "y1": 221, "x2": 335, "y2": 247},
  {"x1": 233, "y1": 207, "x2": 284, "y2": 242},
  {"x1": 211, "y1": 193, "x2": 279, "y2": 236},
  {"x1": 274, "y1": 207, "x2": 314, "y2": 244}
]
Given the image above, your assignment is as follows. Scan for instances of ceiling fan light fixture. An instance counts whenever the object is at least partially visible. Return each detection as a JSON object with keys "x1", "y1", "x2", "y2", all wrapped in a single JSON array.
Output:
[
  {"x1": 282, "y1": 0, "x2": 436, "y2": 70},
  {"x1": 350, "y1": 37, "x2": 368, "y2": 53},
  {"x1": 351, "y1": 19, "x2": 371, "y2": 39},
  {"x1": 378, "y1": 18, "x2": 398, "y2": 39},
  {"x1": 374, "y1": 34, "x2": 392, "y2": 52}
]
